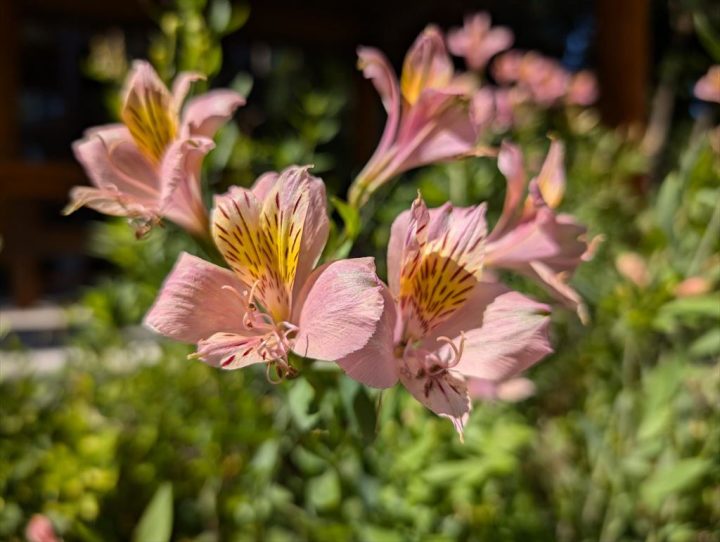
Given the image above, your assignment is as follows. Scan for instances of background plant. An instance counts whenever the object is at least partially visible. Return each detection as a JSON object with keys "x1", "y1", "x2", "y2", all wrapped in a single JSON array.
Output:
[{"x1": 1, "y1": 1, "x2": 718, "y2": 541}]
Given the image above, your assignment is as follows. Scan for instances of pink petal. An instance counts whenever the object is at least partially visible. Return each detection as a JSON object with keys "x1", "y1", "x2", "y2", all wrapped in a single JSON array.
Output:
[
  {"x1": 348, "y1": 47, "x2": 402, "y2": 207},
  {"x1": 567, "y1": 70, "x2": 598, "y2": 106},
  {"x1": 144, "y1": 252, "x2": 250, "y2": 343},
  {"x1": 159, "y1": 137, "x2": 215, "y2": 237},
  {"x1": 292, "y1": 257, "x2": 384, "y2": 362},
  {"x1": 489, "y1": 140, "x2": 527, "y2": 239},
  {"x1": 386, "y1": 205, "x2": 413, "y2": 296},
  {"x1": 448, "y1": 13, "x2": 513, "y2": 71},
  {"x1": 287, "y1": 168, "x2": 330, "y2": 295},
  {"x1": 251, "y1": 171, "x2": 280, "y2": 200},
  {"x1": 485, "y1": 207, "x2": 587, "y2": 270},
  {"x1": 449, "y1": 291, "x2": 553, "y2": 381},
  {"x1": 195, "y1": 332, "x2": 267, "y2": 369},
  {"x1": 64, "y1": 185, "x2": 154, "y2": 220},
  {"x1": 387, "y1": 196, "x2": 487, "y2": 303},
  {"x1": 182, "y1": 89, "x2": 245, "y2": 139},
  {"x1": 212, "y1": 166, "x2": 325, "y2": 322},
  {"x1": 527, "y1": 260, "x2": 589, "y2": 324},
  {"x1": 399, "y1": 356, "x2": 471, "y2": 439},
  {"x1": 72, "y1": 126, "x2": 160, "y2": 199},
  {"x1": 470, "y1": 88, "x2": 495, "y2": 131},
  {"x1": 120, "y1": 60, "x2": 178, "y2": 162},
  {"x1": 393, "y1": 196, "x2": 488, "y2": 339},
  {"x1": 334, "y1": 285, "x2": 399, "y2": 388},
  {"x1": 25, "y1": 514, "x2": 59, "y2": 542},
  {"x1": 419, "y1": 280, "x2": 510, "y2": 346},
  {"x1": 400, "y1": 25, "x2": 454, "y2": 105},
  {"x1": 389, "y1": 88, "x2": 478, "y2": 173},
  {"x1": 694, "y1": 65, "x2": 720, "y2": 104},
  {"x1": 172, "y1": 71, "x2": 205, "y2": 107},
  {"x1": 533, "y1": 139, "x2": 565, "y2": 209}
]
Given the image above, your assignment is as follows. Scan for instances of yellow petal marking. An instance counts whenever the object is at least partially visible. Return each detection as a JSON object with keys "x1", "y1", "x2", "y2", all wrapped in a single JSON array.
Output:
[
  {"x1": 121, "y1": 79, "x2": 177, "y2": 163},
  {"x1": 398, "y1": 200, "x2": 486, "y2": 340},
  {"x1": 213, "y1": 183, "x2": 308, "y2": 323}
]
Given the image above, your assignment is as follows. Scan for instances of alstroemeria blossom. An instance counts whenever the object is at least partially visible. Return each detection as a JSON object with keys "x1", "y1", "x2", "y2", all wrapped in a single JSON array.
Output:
[
  {"x1": 66, "y1": 60, "x2": 245, "y2": 238},
  {"x1": 447, "y1": 12, "x2": 514, "y2": 72},
  {"x1": 694, "y1": 65, "x2": 720, "y2": 104},
  {"x1": 340, "y1": 195, "x2": 553, "y2": 438},
  {"x1": 349, "y1": 26, "x2": 487, "y2": 207},
  {"x1": 145, "y1": 166, "x2": 390, "y2": 382},
  {"x1": 485, "y1": 140, "x2": 593, "y2": 322},
  {"x1": 492, "y1": 51, "x2": 597, "y2": 109}
]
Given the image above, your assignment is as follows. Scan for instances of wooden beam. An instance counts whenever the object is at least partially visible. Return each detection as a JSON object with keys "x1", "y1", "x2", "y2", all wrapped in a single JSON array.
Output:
[{"x1": 595, "y1": 0, "x2": 650, "y2": 127}]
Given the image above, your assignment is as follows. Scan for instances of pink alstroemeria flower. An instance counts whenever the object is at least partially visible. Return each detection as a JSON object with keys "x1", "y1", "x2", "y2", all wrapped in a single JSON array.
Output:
[
  {"x1": 567, "y1": 70, "x2": 599, "y2": 106},
  {"x1": 447, "y1": 12, "x2": 514, "y2": 72},
  {"x1": 339, "y1": 194, "x2": 553, "y2": 438},
  {"x1": 66, "y1": 60, "x2": 245, "y2": 238},
  {"x1": 694, "y1": 65, "x2": 720, "y2": 104},
  {"x1": 25, "y1": 515, "x2": 60, "y2": 542},
  {"x1": 144, "y1": 166, "x2": 391, "y2": 382},
  {"x1": 349, "y1": 26, "x2": 487, "y2": 207},
  {"x1": 485, "y1": 140, "x2": 594, "y2": 322},
  {"x1": 492, "y1": 51, "x2": 598, "y2": 108}
]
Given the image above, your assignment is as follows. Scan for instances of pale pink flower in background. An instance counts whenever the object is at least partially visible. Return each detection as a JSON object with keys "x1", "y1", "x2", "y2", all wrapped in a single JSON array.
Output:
[
  {"x1": 492, "y1": 50, "x2": 524, "y2": 85},
  {"x1": 485, "y1": 140, "x2": 594, "y2": 322},
  {"x1": 66, "y1": 60, "x2": 245, "y2": 238},
  {"x1": 674, "y1": 277, "x2": 712, "y2": 298},
  {"x1": 492, "y1": 51, "x2": 598, "y2": 108},
  {"x1": 349, "y1": 26, "x2": 489, "y2": 207},
  {"x1": 447, "y1": 12, "x2": 514, "y2": 72},
  {"x1": 694, "y1": 65, "x2": 720, "y2": 104},
  {"x1": 145, "y1": 166, "x2": 390, "y2": 381},
  {"x1": 25, "y1": 515, "x2": 59, "y2": 542},
  {"x1": 615, "y1": 252, "x2": 650, "y2": 288},
  {"x1": 467, "y1": 376, "x2": 536, "y2": 402},
  {"x1": 567, "y1": 70, "x2": 599, "y2": 106},
  {"x1": 519, "y1": 52, "x2": 570, "y2": 106},
  {"x1": 341, "y1": 194, "x2": 553, "y2": 438}
]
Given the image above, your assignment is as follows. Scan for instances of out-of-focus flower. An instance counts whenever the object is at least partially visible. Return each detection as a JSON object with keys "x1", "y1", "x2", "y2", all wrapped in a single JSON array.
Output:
[
  {"x1": 615, "y1": 252, "x2": 650, "y2": 288},
  {"x1": 492, "y1": 51, "x2": 597, "y2": 109},
  {"x1": 145, "y1": 166, "x2": 389, "y2": 381},
  {"x1": 66, "y1": 60, "x2": 245, "y2": 238},
  {"x1": 519, "y1": 52, "x2": 570, "y2": 106},
  {"x1": 674, "y1": 277, "x2": 712, "y2": 298},
  {"x1": 25, "y1": 515, "x2": 59, "y2": 542},
  {"x1": 349, "y1": 27, "x2": 488, "y2": 207},
  {"x1": 567, "y1": 70, "x2": 599, "y2": 106},
  {"x1": 485, "y1": 140, "x2": 594, "y2": 322},
  {"x1": 492, "y1": 50, "x2": 524, "y2": 85},
  {"x1": 468, "y1": 376, "x2": 536, "y2": 402},
  {"x1": 695, "y1": 65, "x2": 720, "y2": 104},
  {"x1": 447, "y1": 12, "x2": 513, "y2": 72},
  {"x1": 341, "y1": 194, "x2": 553, "y2": 438}
]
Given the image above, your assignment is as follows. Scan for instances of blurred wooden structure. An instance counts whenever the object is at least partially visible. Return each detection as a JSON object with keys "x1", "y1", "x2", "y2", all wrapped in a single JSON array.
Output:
[{"x1": 1, "y1": 0, "x2": 651, "y2": 306}]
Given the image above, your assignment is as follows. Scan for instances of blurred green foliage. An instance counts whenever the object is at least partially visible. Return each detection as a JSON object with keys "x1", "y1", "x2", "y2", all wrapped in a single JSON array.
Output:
[{"x1": 1, "y1": 1, "x2": 719, "y2": 540}]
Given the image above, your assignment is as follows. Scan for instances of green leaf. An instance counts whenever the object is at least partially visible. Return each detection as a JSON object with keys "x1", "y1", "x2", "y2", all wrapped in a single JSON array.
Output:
[
  {"x1": 353, "y1": 387, "x2": 377, "y2": 443},
  {"x1": 331, "y1": 197, "x2": 361, "y2": 239},
  {"x1": 306, "y1": 469, "x2": 341, "y2": 511},
  {"x1": 655, "y1": 172, "x2": 682, "y2": 241},
  {"x1": 641, "y1": 458, "x2": 710, "y2": 510},
  {"x1": 689, "y1": 328, "x2": 720, "y2": 358},
  {"x1": 694, "y1": 12, "x2": 720, "y2": 62},
  {"x1": 288, "y1": 378, "x2": 319, "y2": 431},
  {"x1": 133, "y1": 482, "x2": 173, "y2": 542},
  {"x1": 226, "y1": 2, "x2": 251, "y2": 35},
  {"x1": 208, "y1": 0, "x2": 231, "y2": 33}
]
